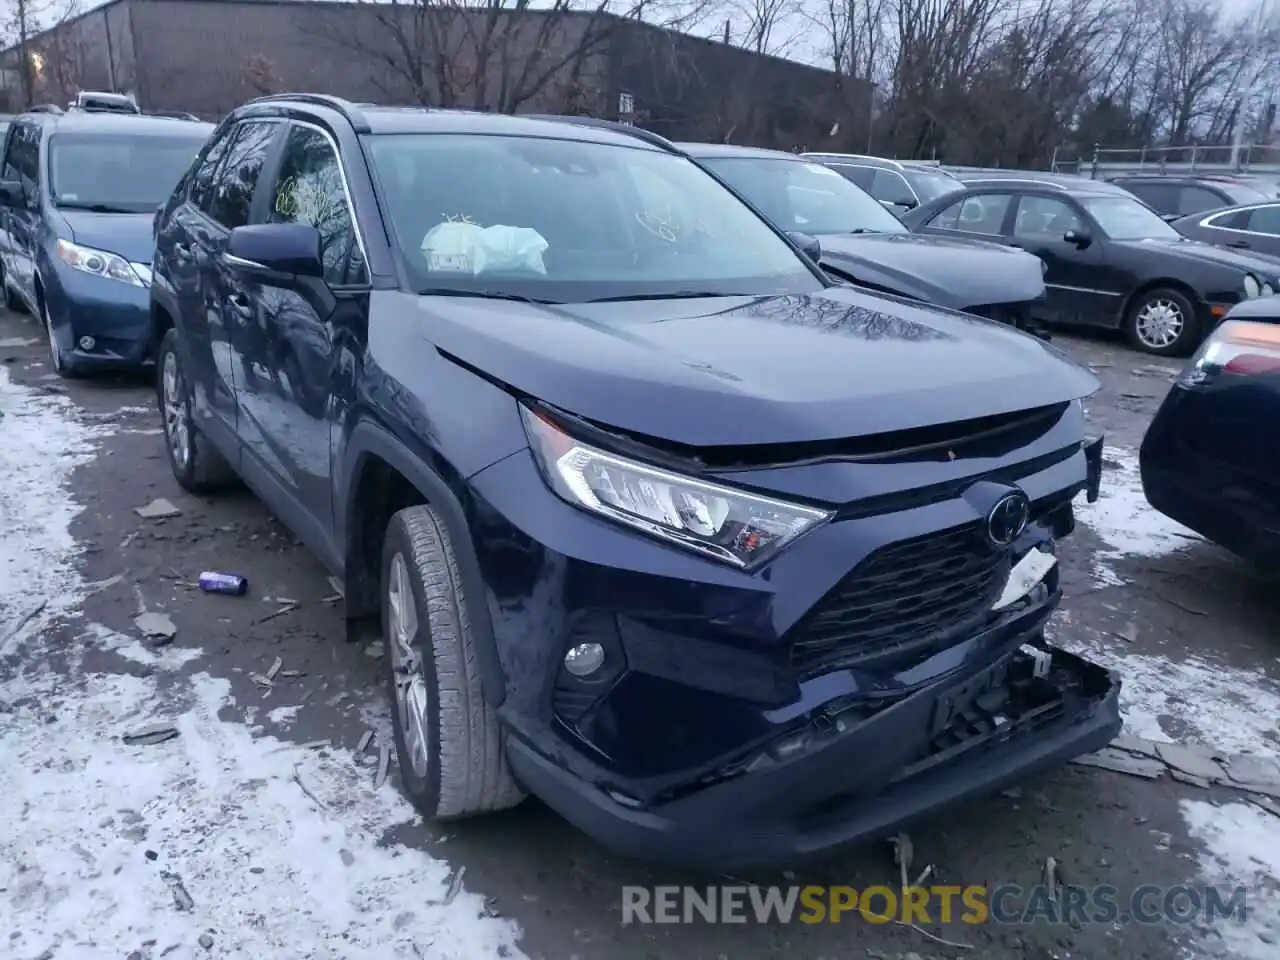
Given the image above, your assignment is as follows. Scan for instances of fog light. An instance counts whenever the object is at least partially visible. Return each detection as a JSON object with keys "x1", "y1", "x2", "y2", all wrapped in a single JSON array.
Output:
[
  {"x1": 78, "y1": 336, "x2": 95, "y2": 351},
  {"x1": 563, "y1": 642, "x2": 605, "y2": 677}
]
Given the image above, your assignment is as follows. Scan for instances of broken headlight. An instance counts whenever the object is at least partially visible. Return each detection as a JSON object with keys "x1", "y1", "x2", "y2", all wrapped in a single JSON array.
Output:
[{"x1": 521, "y1": 405, "x2": 832, "y2": 568}]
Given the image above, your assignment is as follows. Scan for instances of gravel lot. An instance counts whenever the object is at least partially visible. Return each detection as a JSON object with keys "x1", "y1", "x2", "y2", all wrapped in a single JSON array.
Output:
[{"x1": 3, "y1": 306, "x2": 1279, "y2": 960}]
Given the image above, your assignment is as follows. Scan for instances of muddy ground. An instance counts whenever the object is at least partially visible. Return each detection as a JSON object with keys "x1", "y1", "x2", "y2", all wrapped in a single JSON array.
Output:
[{"x1": 3, "y1": 305, "x2": 1279, "y2": 960}]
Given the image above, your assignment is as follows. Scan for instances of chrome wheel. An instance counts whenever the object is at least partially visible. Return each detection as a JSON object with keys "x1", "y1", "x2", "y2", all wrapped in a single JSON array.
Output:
[
  {"x1": 44, "y1": 302, "x2": 63, "y2": 373},
  {"x1": 388, "y1": 552, "x2": 430, "y2": 779},
  {"x1": 1134, "y1": 297, "x2": 1184, "y2": 350},
  {"x1": 162, "y1": 350, "x2": 191, "y2": 473}
]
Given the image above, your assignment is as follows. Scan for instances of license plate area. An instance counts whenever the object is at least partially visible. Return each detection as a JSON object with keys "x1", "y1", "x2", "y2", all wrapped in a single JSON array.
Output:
[{"x1": 927, "y1": 658, "x2": 1010, "y2": 739}]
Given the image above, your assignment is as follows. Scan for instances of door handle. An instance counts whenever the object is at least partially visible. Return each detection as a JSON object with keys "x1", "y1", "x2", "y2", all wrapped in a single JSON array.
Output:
[{"x1": 1226, "y1": 240, "x2": 1251, "y2": 249}]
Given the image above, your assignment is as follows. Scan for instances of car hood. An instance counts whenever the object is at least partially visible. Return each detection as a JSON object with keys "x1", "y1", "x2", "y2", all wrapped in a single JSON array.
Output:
[
  {"x1": 816, "y1": 232, "x2": 1045, "y2": 308},
  {"x1": 419, "y1": 286, "x2": 1098, "y2": 447},
  {"x1": 1113, "y1": 237, "x2": 1280, "y2": 277},
  {"x1": 57, "y1": 210, "x2": 154, "y2": 263},
  {"x1": 1223, "y1": 295, "x2": 1280, "y2": 321}
]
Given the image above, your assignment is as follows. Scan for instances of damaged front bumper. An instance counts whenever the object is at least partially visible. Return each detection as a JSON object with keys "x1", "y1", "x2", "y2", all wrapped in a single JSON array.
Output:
[{"x1": 506, "y1": 628, "x2": 1122, "y2": 870}]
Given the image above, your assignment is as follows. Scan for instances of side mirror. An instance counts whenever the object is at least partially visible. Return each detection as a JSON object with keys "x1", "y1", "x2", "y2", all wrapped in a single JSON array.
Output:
[
  {"x1": 224, "y1": 223, "x2": 323, "y2": 278},
  {"x1": 787, "y1": 231, "x2": 821, "y2": 262},
  {"x1": 1063, "y1": 228, "x2": 1092, "y2": 249},
  {"x1": 0, "y1": 178, "x2": 23, "y2": 208}
]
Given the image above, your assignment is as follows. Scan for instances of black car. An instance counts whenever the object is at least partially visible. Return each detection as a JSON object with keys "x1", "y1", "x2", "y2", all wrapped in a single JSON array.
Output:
[
  {"x1": 800, "y1": 153, "x2": 965, "y2": 214},
  {"x1": 681, "y1": 143, "x2": 1047, "y2": 329},
  {"x1": 1172, "y1": 201, "x2": 1280, "y2": 259},
  {"x1": 1108, "y1": 174, "x2": 1271, "y2": 220},
  {"x1": 0, "y1": 108, "x2": 213, "y2": 375},
  {"x1": 952, "y1": 170, "x2": 1135, "y2": 197},
  {"x1": 1140, "y1": 295, "x2": 1280, "y2": 567},
  {"x1": 904, "y1": 181, "x2": 1280, "y2": 356},
  {"x1": 151, "y1": 94, "x2": 1116, "y2": 869}
]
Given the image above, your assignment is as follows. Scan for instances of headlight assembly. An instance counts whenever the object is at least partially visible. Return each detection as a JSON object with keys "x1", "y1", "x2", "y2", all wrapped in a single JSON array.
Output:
[
  {"x1": 521, "y1": 405, "x2": 832, "y2": 568},
  {"x1": 57, "y1": 239, "x2": 149, "y2": 287},
  {"x1": 1243, "y1": 273, "x2": 1260, "y2": 299}
]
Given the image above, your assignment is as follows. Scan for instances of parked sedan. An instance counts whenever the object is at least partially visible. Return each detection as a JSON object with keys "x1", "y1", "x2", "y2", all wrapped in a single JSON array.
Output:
[
  {"x1": 904, "y1": 181, "x2": 1280, "y2": 356},
  {"x1": 1172, "y1": 201, "x2": 1280, "y2": 259},
  {"x1": 1140, "y1": 296, "x2": 1280, "y2": 567},
  {"x1": 684, "y1": 143, "x2": 1049, "y2": 333}
]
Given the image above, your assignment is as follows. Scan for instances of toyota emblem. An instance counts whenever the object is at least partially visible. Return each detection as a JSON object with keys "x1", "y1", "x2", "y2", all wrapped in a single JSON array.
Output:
[{"x1": 986, "y1": 491, "x2": 1030, "y2": 547}]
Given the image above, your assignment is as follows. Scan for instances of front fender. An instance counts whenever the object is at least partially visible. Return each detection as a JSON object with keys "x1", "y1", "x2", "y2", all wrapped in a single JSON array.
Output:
[{"x1": 339, "y1": 417, "x2": 509, "y2": 707}]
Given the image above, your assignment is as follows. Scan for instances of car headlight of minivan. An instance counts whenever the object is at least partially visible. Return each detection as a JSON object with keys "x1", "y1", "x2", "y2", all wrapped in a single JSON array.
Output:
[
  {"x1": 57, "y1": 239, "x2": 149, "y2": 287},
  {"x1": 1243, "y1": 273, "x2": 1261, "y2": 299},
  {"x1": 521, "y1": 405, "x2": 832, "y2": 568}
]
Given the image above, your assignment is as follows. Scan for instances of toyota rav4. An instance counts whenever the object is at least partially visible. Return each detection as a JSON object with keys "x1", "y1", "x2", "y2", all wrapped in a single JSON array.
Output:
[{"x1": 150, "y1": 95, "x2": 1119, "y2": 869}]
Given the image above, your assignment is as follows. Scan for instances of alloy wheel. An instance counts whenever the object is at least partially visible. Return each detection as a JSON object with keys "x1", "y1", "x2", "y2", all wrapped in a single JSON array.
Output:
[
  {"x1": 162, "y1": 350, "x2": 192, "y2": 473},
  {"x1": 1134, "y1": 297, "x2": 1184, "y2": 350},
  {"x1": 388, "y1": 552, "x2": 431, "y2": 779}
]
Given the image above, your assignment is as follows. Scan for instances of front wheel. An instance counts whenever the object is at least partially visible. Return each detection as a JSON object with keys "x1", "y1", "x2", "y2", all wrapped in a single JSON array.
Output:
[
  {"x1": 42, "y1": 297, "x2": 79, "y2": 378},
  {"x1": 382, "y1": 503, "x2": 524, "y2": 820},
  {"x1": 156, "y1": 328, "x2": 237, "y2": 493},
  {"x1": 1124, "y1": 287, "x2": 1200, "y2": 357}
]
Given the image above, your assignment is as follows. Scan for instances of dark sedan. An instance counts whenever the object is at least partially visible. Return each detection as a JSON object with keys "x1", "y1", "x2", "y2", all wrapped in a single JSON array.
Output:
[
  {"x1": 1140, "y1": 295, "x2": 1280, "y2": 567},
  {"x1": 1172, "y1": 201, "x2": 1280, "y2": 259},
  {"x1": 903, "y1": 182, "x2": 1280, "y2": 356},
  {"x1": 683, "y1": 143, "x2": 1049, "y2": 332}
]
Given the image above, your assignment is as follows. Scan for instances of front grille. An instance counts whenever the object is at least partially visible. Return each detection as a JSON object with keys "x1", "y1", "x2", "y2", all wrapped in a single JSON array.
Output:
[{"x1": 789, "y1": 523, "x2": 1009, "y2": 676}]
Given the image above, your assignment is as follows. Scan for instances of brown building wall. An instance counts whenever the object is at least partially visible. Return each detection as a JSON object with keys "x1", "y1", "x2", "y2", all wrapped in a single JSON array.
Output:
[{"x1": 1, "y1": 0, "x2": 862, "y2": 152}]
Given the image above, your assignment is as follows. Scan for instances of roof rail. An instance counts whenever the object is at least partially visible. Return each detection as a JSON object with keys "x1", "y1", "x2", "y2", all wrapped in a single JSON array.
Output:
[
  {"x1": 245, "y1": 93, "x2": 370, "y2": 133},
  {"x1": 802, "y1": 152, "x2": 906, "y2": 171},
  {"x1": 522, "y1": 114, "x2": 681, "y2": 154},
  {"x1": 28, "y1": 103, "x2": 64, "y2": 114},
  {"x1": 963, "y1": 176, "x2": 1068, "y2": 190}
]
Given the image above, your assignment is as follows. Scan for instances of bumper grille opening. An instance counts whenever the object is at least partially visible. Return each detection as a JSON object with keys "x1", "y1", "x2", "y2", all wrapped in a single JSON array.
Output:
[{"x1": 789, "y1": 522, "x2": 1008, "y2": 676}]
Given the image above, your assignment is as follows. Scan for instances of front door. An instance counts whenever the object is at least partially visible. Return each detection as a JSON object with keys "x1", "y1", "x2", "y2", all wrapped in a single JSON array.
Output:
[
  {"x1": 2, "y1": 122, "x2": 42, "y2": 309},
  {"x1": 1010, "y1": 194, "x2": 1116, "y2": 326},
  {"x1": 232, "y1": 121, "x2": 368, "y2": 548}
]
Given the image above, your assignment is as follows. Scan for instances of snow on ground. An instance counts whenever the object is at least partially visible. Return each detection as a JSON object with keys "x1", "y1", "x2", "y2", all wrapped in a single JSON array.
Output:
[
  {"x1": 1180, "y1": 800, "x2": 1280, "y2": 960},
  {"x1": 1051, "y1": 607, "x2": 1280, "y2": 757},
  {"x1": 1073, "y1": 446, "x2": 1200, "y2": 587},
  {"x1": 0, "y1": 366, "x2": 526, "y2": 958}
]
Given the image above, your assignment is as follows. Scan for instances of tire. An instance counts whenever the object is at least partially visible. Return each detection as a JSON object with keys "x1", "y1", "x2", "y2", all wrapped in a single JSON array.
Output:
[
  {"x1": 1124, "y1": 287, "x2": 1200, "y2": 357},
  {"x1": 381, "y1": 503, "x2": 524, "y2": 820},
  {"x1": 42, "y1": 296, "x2": 81, "y2": 378},
  {"x1": 156, "y1": 328, "x2": 237, "y2": 493}
]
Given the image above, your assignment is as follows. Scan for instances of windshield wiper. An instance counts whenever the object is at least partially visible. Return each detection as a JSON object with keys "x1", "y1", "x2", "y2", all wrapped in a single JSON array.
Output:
[
  {"x1": 55, "y1": 201, "x2": 138, "y2": 213},
  {"x1": 585, "y1": 291, "x2": 735, "y2": 303},
  {"x1": 417, "y1": 287, "x2": 562, "y2": 305}
]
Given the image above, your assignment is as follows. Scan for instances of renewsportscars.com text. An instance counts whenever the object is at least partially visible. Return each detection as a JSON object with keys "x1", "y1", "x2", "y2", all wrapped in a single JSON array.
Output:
[{"x1": 621, "y1": 884, "x2": 1249, "y2": 927}]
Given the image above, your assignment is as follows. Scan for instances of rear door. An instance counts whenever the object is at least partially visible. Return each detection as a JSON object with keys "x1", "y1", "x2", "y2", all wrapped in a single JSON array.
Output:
[
  {"x1": 916, "y1": 190, "x2": 1016, "y2": 243},
  {"x1": 178, "y1": 119, "x2": 284, "y2": 440},
  {"x1": 1239, "y1": 204, "x2": 1280, "y2": 259}
]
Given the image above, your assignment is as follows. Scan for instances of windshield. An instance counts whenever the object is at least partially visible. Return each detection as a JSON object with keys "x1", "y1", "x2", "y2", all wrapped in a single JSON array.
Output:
[
  {"x1": 49, "y1": 132, "x2": 209, "y2": 212},
  {"x1": 905, "y1": 169, "x2": 964, "y2": 203},
  {"x1": 1080, "y1": 196, "x2": 1181, "y2": 240},
  {"x1": 365, "y1": 134, "x2": 823, "y2": 301},
  {"x1": 700, "y1": 156, "x2": 907, "y2": 236}
]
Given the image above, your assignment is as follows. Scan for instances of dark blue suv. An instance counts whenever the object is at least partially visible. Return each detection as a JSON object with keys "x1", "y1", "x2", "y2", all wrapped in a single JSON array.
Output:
[
  {"x1": 151, "y1": 94, "x2": 1117, "y2": 868},
  {"x1": 0, "y1": 108, "x2": 212, "y2": 376}
]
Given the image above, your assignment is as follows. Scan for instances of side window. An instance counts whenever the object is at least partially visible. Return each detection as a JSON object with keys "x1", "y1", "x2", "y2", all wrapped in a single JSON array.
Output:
[
  {"x1": 1013, "y1": 195, "x2": 1082, "y2": 238},
  {"x1": 930, "y1": 193, "x2": 1012, "y2": 235},
  {"x1": 1245, "y1": 205, "x2": 1280, "y2": 235},
  {"x1": 205, "y1": 120, "x2": 278, "y2": 230},
  {"x1": 269, "y1": 124, "x2": 367, "y2": 285},
  {"x1": 5, "y1": 123, "x2": 40, "y2": 200},
  {"x1": 1, "y1": 123, "x2": 23, "y2": 181},
  {"x1": 830, "y1": 163, "x2": 876, "y2": 191},
  {"x1": 1123, "y1": 182, "x2": 1176, "y2": 214},
  {"x1": 189, "y1": 125, "x2": 237, "y2": 213},
  {"x1": 1207, "y1": 209, "x2": 1250, "y2": 230},
  {"x1": 871, "y1": 170, "x2": 916, "y2": 206},
  {"x1": 1178, "y1": 186, "x2": 1226, "y2": 216}
]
